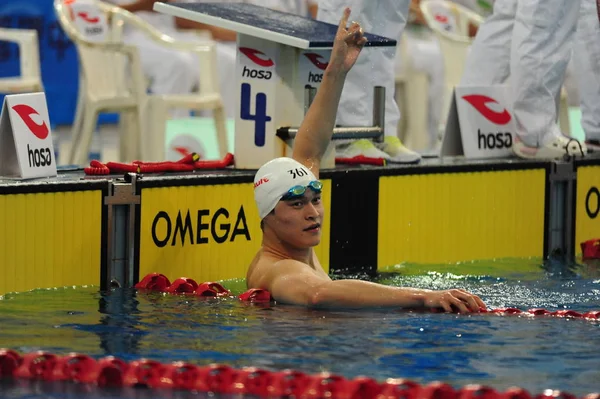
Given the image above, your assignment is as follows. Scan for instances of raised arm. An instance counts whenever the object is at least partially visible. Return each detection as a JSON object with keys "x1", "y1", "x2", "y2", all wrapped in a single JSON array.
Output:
[{"x1": 291, "y1": 8, "x2": 367, "y2": 177}]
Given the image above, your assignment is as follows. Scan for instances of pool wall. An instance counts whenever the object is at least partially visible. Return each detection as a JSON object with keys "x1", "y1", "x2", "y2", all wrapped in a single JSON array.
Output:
[{"x1": 0, "y1": 158, "x2": 598, "y2": 294}]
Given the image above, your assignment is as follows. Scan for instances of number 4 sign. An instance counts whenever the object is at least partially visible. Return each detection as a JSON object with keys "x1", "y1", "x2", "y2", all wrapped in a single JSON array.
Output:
[
  {"x1": 240, "y1": 83, "x2": 272, "y2": 147},
  {"x1": 235, "y1": 35, "x2": 280, "y2": 169}
]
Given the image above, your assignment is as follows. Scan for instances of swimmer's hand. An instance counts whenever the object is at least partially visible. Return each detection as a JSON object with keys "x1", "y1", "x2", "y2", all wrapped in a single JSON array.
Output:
[
  {"x1": 422, "y1": 289, "x2": 486, "y2": 313},
  {"x1": 328, "y1": 7, "x2": 368, "y2": 75}
]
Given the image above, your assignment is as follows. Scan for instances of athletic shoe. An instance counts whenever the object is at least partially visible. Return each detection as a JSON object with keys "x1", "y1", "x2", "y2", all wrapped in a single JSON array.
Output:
[
  {"x1": 335, "y1": 139, "x2": 391, "y2": 159},
  {"x1": 376, "y1": 136, "x2": 422, "y2": 164},
  {"x1": 513, "y1": 135, "x2": 587, "y2": 160}
]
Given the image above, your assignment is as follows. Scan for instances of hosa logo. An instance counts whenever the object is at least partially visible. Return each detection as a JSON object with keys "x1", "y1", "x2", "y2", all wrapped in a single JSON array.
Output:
[
  {"x1": 477, "y1": 129, "x2": 512, "y2": 150},
  {"x1": 240, "y1": 47, "x2": 274, "y2": 80},
  {"x1": 12, "y1": 104, "x2": 49, "y2": 139},
  {"x1": 77, "y1": 12, "x2": 100, "y2": 23},
  {"x1": 435, "y1": 14, "x2": 449, "y2": 23},
  {"x1": 151, "y1": 206, "x2": 251, "y2": 248},
  {"x1": 463, "y1": 94, "x2": 513, "y2": 150},
  {"x1": 434, "y1": 13, "x2": 454, "y2": 31},
  {"x1": 462, "y1": 94, "x2": 511, "y2": 125},
  {"x1": 304, "y1": 53, "x2": 328, "y2": 83},
  {"x1": 12, "y1": 104, "x2": 53, "y2": 168},
  {"x1": 76, "y1": 12, "x2": 104, "y2": 35}
]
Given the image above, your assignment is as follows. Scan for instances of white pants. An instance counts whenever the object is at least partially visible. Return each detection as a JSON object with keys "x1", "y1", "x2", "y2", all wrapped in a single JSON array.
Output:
[
  {"x1": 461, "y1": 0, "x2": 594, "y2": 147},
  {"x1": 395, "y1": 28, "x2": 445, "y2": 146},
  {"x1": 123, "y1": 30, "x2": 238, "y2": 119},
  {"x1": 316, "y1": 0, "x2": 411, "y2": 137},
  {"x1": 573, "y1": 0, "x2": 600, "y2": 140}
]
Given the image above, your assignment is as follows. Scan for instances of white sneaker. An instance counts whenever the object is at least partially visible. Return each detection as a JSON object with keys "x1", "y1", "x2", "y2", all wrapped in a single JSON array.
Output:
[
  {"x1": 376, "y1": 136, "x2": 422, "y2": 164},
  {"x1": 513, "y1": 135, "x2": 587, "y2": 160},
  {"x1": 335, "y1": 139, "x2": 391, "y2": 159},
  {"x1": 585, "y1": 138, "x2": 600, "y2": 153}
]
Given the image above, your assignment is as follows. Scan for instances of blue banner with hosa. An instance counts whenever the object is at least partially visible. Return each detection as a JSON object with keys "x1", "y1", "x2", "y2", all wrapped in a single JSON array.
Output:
[{"x1": 0, "y1": 0, "x2": 78, "y2": 126}]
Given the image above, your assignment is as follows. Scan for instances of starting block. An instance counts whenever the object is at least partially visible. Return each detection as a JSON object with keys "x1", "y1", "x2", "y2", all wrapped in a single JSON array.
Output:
[{"x1": 154, "y1": 2, "x2": 395, "y2": 169}]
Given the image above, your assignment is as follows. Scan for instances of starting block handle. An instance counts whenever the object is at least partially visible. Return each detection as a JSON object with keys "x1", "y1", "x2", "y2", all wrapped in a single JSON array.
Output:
[
  {"x1": 278, "y1": 86, "x2": 386, "y2": 141},
  {"x1": 304, "y1": 85, "x2": 317, "y2": 116},
  {"x1": 277, "y1": 126, "x2": 383, "y2": 140},
  {"x1": 372, "y1": 85, "x2": 385, "y2": 142}
]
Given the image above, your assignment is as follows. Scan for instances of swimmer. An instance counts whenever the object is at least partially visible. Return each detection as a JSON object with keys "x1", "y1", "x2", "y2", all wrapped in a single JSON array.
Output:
[{"x1": 246, "y1": 8, "x2": 486, "y2": 313}]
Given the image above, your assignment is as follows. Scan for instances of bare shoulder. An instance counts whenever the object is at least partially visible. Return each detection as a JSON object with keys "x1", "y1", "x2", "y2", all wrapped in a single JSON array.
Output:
[
  {"x1": 246, "y1": 250, "x2": 270, "y2": 289},
  {"x1": 246, "y1": 250, "x2": 328, "y2": 290},
  {"x1": 246, "y1": 250, "x2": 288, "y2": 289}
]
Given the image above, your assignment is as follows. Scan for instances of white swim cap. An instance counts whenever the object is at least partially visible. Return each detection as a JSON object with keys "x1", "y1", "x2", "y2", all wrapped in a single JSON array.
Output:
[{"x1": 254, "y1": 157, "x2": 318, "y2": 219}]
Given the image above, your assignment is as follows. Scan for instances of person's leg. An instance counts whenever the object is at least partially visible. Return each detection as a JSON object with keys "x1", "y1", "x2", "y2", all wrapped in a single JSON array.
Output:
[
  {"x1": 316, "y1": 0, "x2": 372, "y2": 130},
  {"x1": 318, "y1": 0, "x2": 420, "y2": 162},
  {"x1": 573, "y1": 0, "x2": 600, "y2": 149},
  {"x1": 510, "y1": 0, "x2": 585, "y2": 158},
  {"x1": 404, "y1": 30, "x2": 445, "y2": 148},
  {"x1": 459, "y1": 0, "x2": 517, "y2": 86}
]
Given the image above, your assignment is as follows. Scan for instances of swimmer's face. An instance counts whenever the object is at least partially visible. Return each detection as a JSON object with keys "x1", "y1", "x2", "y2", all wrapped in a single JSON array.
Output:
[{"x1": 265, "y1": 189, "x2": 324, "y2": 248}]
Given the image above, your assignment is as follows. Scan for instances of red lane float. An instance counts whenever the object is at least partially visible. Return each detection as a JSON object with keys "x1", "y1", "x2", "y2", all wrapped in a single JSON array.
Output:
[
  {"x1": 135, "y1": 273, "x2": 600, "y2": 319},
  {"x1": 2, "y1": 349, "x2": 597, "y2": 399},
  {"x1": 581, "y1": 239, "x2": 600, "y2": 260}
]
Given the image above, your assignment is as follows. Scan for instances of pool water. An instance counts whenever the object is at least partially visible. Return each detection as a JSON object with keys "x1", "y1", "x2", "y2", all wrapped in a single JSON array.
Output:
[{"x1": 1, "y1": 258, "x2": 600, "y2": 398}]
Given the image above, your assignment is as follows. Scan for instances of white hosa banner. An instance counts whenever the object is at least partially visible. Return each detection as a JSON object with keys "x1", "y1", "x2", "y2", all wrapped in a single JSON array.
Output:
[
  {"x1": 442, "y1": 85, "x2": 516, "y2": 158},
  {"x1": 0, "y1": 92, "x2": 57, "y2": 179}
]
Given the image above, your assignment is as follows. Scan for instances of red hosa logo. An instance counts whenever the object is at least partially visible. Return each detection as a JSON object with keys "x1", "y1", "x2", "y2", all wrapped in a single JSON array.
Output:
[
  {"x1": 462, "y1": 95, "x2": 513, "y2": 150},
  {"x1": 304, "y1": 53, "x2": 328, "y2": 70},
  {"x1": 77, "y1": 12, "x2": 99, "y2": 23},
  {"x1": 304, "y1": 53, "x2": 328, "y2": 83},
  {"x1": 239, "y1": 48, "x2": 274, "y2": 68},
  {"x1": 12, "y1": 103, "x2": 53, "y2": 168},
  {"x1": 240, "y1": 47, "x2": 273, "y2": 80},
  {"x1": 462, "y1": 94, "x2": 511, "y2": 125},
  {"x1": 12, "y1": 104, "x2": 49, "y2": 139},
  {"x1": 435, "y1": 14, "x2": 449, "y2": 23}
]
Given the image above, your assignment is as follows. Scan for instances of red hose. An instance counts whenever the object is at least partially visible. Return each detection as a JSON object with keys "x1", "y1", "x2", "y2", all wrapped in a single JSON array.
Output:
[{"x1": 84, "y1": 153, "x2": 234, "y2": 175}]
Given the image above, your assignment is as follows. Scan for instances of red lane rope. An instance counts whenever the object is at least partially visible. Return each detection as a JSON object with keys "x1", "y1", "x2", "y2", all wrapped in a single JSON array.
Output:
[
  {"x1": 1, "y1": 347, "x2": 599, "y2": 398},
  {"x1": 2, "y1": 273, "x2": 599, "y2": 398},
  {"x1": 84, "y1": 153, "x2": 235, "y2": 175},
  {"x1": 135, "y1": 273, "x2": 600, "y2": 321}
]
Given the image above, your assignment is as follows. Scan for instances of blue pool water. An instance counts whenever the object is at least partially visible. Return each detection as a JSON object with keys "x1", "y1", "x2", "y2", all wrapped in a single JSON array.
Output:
[{"x1": 1, "y1": 258, "x2": 600, "y2": 398}]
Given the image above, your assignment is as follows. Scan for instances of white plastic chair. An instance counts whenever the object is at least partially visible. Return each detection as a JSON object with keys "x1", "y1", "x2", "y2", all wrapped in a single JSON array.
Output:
[
  {"x1": 132, "y1": 20, "x2": 228, "y2": 161},
  {"x1": 107, "y1": 2, "x2": 229, "y2": 161},
  {"x1": 420, "y1": 0, "x2": 483, "y2": 129},
  {"x1": 0, "y1": 28, "x2": 44, "y2": 94},
  {"x1": 395, "y1": 35, "x2": 431, "y2": 151},
  {"x1": 54, "y1": 0, "x2": 228, "y2": 164},
  {"x1": 55, "y1": 0, "x2": 145, "y2": 164}
]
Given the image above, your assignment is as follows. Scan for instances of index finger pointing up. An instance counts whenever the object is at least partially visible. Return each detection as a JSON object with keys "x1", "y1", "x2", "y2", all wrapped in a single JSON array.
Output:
[{"x1": 338, "y1": 7, "x2": 351, "y2": 30}]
